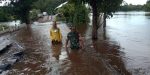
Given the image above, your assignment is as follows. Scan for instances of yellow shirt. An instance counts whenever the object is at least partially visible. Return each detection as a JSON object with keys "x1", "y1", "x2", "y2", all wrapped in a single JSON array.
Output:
[{"x1": 50, "y1": 28, "x2": 62, "y2": 42}]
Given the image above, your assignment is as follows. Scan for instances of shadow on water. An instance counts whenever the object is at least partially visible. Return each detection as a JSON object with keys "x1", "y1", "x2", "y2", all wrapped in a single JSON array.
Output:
[
  {"x1": 145, "y1": 12, "x2": 150, "y2": 19},
  {"x1": 91, "y1": 27, "x2": 132, "y2": 75},
  {"x1": 107, "y1": 11, "x2": 150, "y2": 75},
  {"x1": 51, "y1": 44, "x2": 62, "y2": 60},
  {"x1": 61, "y1": 24, "x2": 114, "y2": 75}
]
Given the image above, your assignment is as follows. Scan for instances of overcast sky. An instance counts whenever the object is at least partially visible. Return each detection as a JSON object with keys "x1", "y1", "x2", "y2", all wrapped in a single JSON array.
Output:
[{"x1": 124, "y1": 0, "x2": 147, "y2": 5}]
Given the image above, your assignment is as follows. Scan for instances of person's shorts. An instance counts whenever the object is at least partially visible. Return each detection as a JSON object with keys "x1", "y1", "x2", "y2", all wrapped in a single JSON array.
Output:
[
  {"x1": 70, "y1": 46, "x2": 80, "y2": 50},
  {"x1": 52, "y1": 40, "x2": 62, "y2": 45}
]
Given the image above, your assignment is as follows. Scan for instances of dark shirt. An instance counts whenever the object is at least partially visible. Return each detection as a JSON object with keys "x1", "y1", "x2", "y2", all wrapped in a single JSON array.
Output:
[{"x1": 67, "y1": 31, "x2": 80, "y2": 49}]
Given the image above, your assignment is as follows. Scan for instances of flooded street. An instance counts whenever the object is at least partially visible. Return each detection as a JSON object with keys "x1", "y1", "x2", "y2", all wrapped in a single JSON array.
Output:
[
  {"x1": 1, "y1": 21, "x2": 116, "y2": 75},
  {"x1": 0, "y1": 11, "x2": 150, "y2": 75}
]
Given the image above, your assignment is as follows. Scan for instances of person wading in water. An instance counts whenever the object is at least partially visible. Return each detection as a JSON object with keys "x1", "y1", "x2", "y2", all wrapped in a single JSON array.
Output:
[
  {"x1": 65, "y1": 26, "x2": 84, "y2": 50},
  {"x1": 50, "y1": 21, "x2": 62, "y2": 44}
]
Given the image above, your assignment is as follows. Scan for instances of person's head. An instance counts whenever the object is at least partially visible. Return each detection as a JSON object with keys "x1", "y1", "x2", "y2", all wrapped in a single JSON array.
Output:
[
  {"x1": 53, "y1": 21, "x2": 57, "y2": 28},
  {"x1": 69, "y1": 26, "x2": 76, "y2": 32}
]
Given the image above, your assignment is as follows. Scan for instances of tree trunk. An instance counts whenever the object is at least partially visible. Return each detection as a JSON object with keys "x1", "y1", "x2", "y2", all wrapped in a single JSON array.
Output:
[
  {"x1": 92, "y1": 0, "x2": 98, "y2": 40},
  {"x1": 103, "y1": 12, "x2": 107, "y2": 29},
  {"x1": 25, "y1": 13, "x2": 31, "y2": 28},
  {"x1": 103, "y1": 12, "x2": 107, "y2": 40}
]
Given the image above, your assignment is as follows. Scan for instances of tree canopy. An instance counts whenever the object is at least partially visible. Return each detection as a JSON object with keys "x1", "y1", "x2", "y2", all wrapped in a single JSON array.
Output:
[
  {"x1": 0, "y1": 6, "x2": 12, "y2": 22},
  {"x1": 68, "y1": 0, "x2": 123, "y2": 39},
  {"x1": 10, "y1": 0, "x2": 37, "y2": 24},
  {"x1": 144, "y1": 0, "x2": 150, "y2": 11},
  {"x1": 57, "y1": 2, "x2": 89, "y2": 25}
]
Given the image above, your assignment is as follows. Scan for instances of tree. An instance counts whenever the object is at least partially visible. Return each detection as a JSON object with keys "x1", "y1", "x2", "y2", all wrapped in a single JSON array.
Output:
[
  {"x1": 69, "y1": 0, "x2": 123, "y2": 40},
  {"x1": 0, "y1": 6, "x2": 12, "y2": 22},
  {"x1": 29, "y1": 9, "x2": 41, "y2": 21},
  {"x1": 57, "y1": 3, "x2": 89, "y2": 25},
  {"x1": 119, "y1": 4, "x2": 143, "y2": 11},
  {"x1": 100, "y1": 0, "x2": 122, "y2": 29},
  {"x1": 10, "y1": 0, "x2": 37, "y2": 24},
  {"x1": 144, "y1": 0, "x2": 150, "y2": 11},
  {"x1": 32, "y1": 0, "x2": 52, "y2": 12}
]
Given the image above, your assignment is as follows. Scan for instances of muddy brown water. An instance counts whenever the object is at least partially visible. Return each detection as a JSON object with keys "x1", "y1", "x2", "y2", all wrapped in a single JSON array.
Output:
[
  {"x1": 4, "y1": 22, "x2": 116, "y2": 75},
  {"x1": 1, "y1": 11, "x2": 150, "y2": 75},
  {"x1": 106, "y1": 11, "x2": 150, "y2": 75}
]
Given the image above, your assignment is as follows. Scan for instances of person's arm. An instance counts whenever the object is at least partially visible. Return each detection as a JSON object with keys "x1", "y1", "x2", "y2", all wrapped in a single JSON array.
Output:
[{"x1": 58, "y1": 28, "x2": 62, "y2": 41}]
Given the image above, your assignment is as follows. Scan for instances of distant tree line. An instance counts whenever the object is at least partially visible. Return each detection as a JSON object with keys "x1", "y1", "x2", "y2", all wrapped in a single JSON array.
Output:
[
  {"x1": 119, "y1": 4, "x2": 144, "y2": 11},
  {"x1": 119, "y1": 0, "x2": 150, "y2": 11}
]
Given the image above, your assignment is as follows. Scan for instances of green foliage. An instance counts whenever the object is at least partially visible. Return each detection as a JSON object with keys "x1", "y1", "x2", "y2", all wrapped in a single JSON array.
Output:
[
  {"x1": 29, "y1": 9, "x2": 41, "y2": 21},
  {"x1": 57, "y1": 3, "x2": 89, "y2": 25},
  {"x1": 144, "y1": 0, "x2": 150, "y2": 11},
  {"x1": 69, "y1": 0, "x2": 123, "y2": 39},
  {"x1": 10, "y1": 0, "x2": 37, "y2": 24},
  {"x1": 69, "y1": 0, "x2": 123, "y2": 17},
  {"x1": 0, "y1": 7, "x2": 12, "y2": 22},
  {"x1": 73, "y1": 4, "x2": 90, "y2": 25},
  {"x1": 57, "y1": 3, "x2": 74, "y2": 22},
  {"x1": 32, "y1": 0, "x2": 52, "y2": 12},
  {"x1": 119, "y1": 4, "x2": 144, "y2": 11},
  {"x1": 100, "y1": 0, "x2": 123, "y2": 16}
]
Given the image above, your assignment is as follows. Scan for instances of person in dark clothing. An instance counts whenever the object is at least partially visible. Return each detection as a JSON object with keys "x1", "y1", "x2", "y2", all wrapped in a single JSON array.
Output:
[{"x1": 65, "y1": 26, "x2": 83, "y2": 50}]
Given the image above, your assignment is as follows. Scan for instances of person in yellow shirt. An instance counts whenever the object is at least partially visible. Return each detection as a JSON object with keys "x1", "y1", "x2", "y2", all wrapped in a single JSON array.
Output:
[{"x1": 50, "y1": 21, "x2": 62, "y2": 44}]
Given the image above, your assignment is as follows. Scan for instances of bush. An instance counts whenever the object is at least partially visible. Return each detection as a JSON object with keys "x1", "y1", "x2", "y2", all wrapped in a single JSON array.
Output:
[
  {"x1": 29, "y1": 9, "x2": 41, "y2": 21},
  {"x1": 56, "y1": 3, "x2": 89, "y2": 25},
  {"x1": 0, "y1": 7, "x2": 12, "y2": 22},
  {"x1": 0, "y1": 24, "x2": 9, "y2": 31}
]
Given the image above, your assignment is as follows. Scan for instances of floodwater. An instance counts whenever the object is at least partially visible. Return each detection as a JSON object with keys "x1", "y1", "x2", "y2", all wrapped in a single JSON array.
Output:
[
  {"x1": 3, "y1": 22, "x2": 116, "y2": 75},
  {"x1": 106, "y1": 11, "x2": 150, "y2": 75},
  {"x1": 0, "y1": 11, "x2": 150, "y2": 75}
]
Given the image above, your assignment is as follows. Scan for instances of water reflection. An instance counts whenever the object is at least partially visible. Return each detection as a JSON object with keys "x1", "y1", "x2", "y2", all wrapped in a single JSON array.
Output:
[
  {"x1": 107, "y1": 11, "x2": 150, "y2": 75},
  {"x1": 92, "y1": 38, "x2": 132, "y2": 75},
  {"x1": 145, "y1": 12, "x2": 150, "y2": 19},
  {"x1": 51, "y1": 44, "x2": 62, "y2": 60}
]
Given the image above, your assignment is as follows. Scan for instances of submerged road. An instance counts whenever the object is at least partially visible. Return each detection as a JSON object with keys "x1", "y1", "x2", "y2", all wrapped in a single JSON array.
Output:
[
  {"x1": 1, "y1": 13, "x2": 150, "y2": 75},
  {"x1": 0, "y1": 22, "x2": 119, "y2": 75}
]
